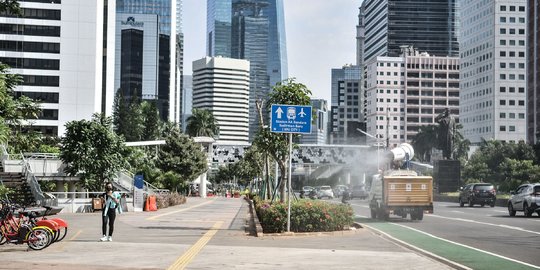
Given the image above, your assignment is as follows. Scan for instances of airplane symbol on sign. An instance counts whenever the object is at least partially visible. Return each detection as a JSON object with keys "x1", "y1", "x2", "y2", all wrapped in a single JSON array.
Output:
[{"x1": 298, "y1": 108, "x2": 306, "y2": 118}]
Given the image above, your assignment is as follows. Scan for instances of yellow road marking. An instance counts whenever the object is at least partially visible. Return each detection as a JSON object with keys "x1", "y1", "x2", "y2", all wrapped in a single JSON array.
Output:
[
  {"x1": 68, "y1": 229, "x2": 82, "y2": 241},
  {"x1": 57, "y1": 229, "x2": 82, "y2": 251},
  {"x1": 167, "y1": 221, "x2": 223, "y2": 270},
  {"x1": 146, "y1": 199, "x2": 216, "y2": 221}
]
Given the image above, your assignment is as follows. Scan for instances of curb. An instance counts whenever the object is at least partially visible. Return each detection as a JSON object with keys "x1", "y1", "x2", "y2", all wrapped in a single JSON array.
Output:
[{"x1": 245, "y1": 198, "x2": 263, "y2": 237}]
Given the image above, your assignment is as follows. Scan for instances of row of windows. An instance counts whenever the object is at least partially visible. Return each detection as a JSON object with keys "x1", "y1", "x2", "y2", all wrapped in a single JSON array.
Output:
[
  {"x1": 500, "y1": 112, "x2": 525, "y2": 119},
  {"x1": 499, "y1": 125, "x2": 517, "y2": 132},
  {"x1": 14, "y1": 91, "x2": 59, "y2": 103},
  {"x1": 407, "y1": 63, "x2": 459, "y2": 70},
  {"x1": 21, "y1": 75, "x2": 59, "y2": 87},
  {"x1": 39, "y1": 109, "x2": 58, "y2": 120},
  {"x1": 500, "y1": 86, "x2": 525, "y2": 93},
  {"x1": 499, "y1": 28, "x2": 525, "y2": 35},
  {"x1": 0, "y1": 24, "x2": 60, "y2": 37},
  {"x1": 499, "y1": 99, "x2": 525, "y2": 106},
  {"x1": 19, "y1": 0, "x2": 61, "y2": 3},
  {"x1": 500, "y1": 5, "x2": 525, "y2": 12},
  {"x1": 378, "y1": 62, "x2": 404, "y2": 67},
  {"x1": 499, "y1": 51, "x2": 525, "y2": 57},
  {"x1": 500, "y1": 39, "x2": 525, "y2": 46},
  {"x1": 0, "y1": 8, "x2": 61, "y2": 20},
  {"x1": 499, "y1": 16, "x2": 526, "y2": 23},
  {"x1": 499, "y1": 73, "x2": 526, "y2": 81},
  {"x1": 0, "y1": 57, "x2": 59, "y2": 70},
  {"x1": 0, "y1": 40, "x2": 60, "y2": 53},
  {"x1": 500, "y1": 62, "x2": 525, "y2": 69}
]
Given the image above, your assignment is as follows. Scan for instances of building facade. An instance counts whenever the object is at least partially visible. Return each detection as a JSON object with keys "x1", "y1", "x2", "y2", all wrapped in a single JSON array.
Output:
[
  {"x1": 460, "y1": 0, "x2": 527, "y2": 144},
  {"x1": 114, "y1": 0, "x2": 182, "y2": 123},
  {"x1": 527, "y1": 0, "x2": 540, "y2": 143},
  {"x1": 362, "y1": 0, "x2": 460, "y2": 63},
  {"x1": 181, "y1": 75, "x2": 193, "y2": 132},
  {"x1": 299, "y1": 99, "x2": 328, "y2": 145},
  {"x1": 192, "y1": 57, "x2": 250, "y2": 144},
  {"x1": 0, "y1": 0, "x2": 107, "y2": 136},
  {"x1": 364, "y1": 49, "x2": 460, "y2": 148},
  {"x1": 330, "y1": 65, "x2": 362, "y2": 145},
  {"x1": 206, "y1": 0, "x2": 287, "y2": 140}
]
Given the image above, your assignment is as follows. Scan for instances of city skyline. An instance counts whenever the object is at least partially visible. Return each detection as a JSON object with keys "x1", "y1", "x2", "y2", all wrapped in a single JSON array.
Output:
[{"x1": 183, "y1": 0, "x2": 360, "y2": 102}]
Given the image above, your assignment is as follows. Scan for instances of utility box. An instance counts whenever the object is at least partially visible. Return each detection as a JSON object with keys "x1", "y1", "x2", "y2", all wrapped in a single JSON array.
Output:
[{"x1": 92, "y1": 198, "x2": 104, "y2": 211}]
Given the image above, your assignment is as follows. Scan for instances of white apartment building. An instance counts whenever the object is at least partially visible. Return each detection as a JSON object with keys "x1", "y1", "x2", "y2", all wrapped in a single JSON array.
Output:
[
  {"x1": 192, "y1": 57, "x2": 250, "y2": 144},
  {"x1": 460, "y1": 0, "x2": 527, "y2": 144},
  {"x1": 0, "y1": 0, "x2": 109, "y2": 136},
  {"x1": 365, "y1": 48, "x2": 460, "y2": 148}
]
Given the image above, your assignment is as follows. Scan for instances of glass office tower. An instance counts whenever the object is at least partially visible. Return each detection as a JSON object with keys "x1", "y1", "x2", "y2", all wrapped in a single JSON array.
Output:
[
  {"x1": 207, "y1": 0, "x2": 288, "y2": 140},
  {"x1": 115, "y1": 0, "x2": 182, "y2": 122},
  {"x1": 363, "y1": 0, "x2": 459, "y2": 62}
]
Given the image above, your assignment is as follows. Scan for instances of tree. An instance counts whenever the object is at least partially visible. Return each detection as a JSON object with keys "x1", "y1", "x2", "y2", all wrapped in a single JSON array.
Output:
[
  {"x1": 141, "y1": 101, "x2": 161, "y2": 140},
  {"x1": 112, "y1": 91, "x2": 129, "y2": 138},
  {"x1": 186, "y1": 108, "x2": 219, "y2": 138},
  {"x1": 0, "y1": 63, "x2": 41, "y2": 150},
  {"x1": 0, "y1": 0, "x2": 21, "y2": 16},
  {"x1": 254, "y1": 78, "x2": 312, "y2": 202},
  {"x1": 411, "y1": 125, "x2": 438, "y2": 162},
  {"x1": 60, "y1": 113, "x2": 127, "y2": 191},
  {"x1": 157, "y1": 128, "x2": 208, "y2": 189}
]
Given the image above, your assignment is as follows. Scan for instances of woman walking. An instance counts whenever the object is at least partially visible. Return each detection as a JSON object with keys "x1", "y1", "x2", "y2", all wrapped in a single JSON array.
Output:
[{"x1": 100, "y1": 182, "x2": 121, "y2": 241}]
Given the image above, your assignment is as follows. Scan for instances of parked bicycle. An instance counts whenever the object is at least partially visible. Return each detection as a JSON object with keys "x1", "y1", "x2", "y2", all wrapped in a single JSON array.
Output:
[{"x1": 0, "y1": 200, "x2": 55, "y2": 250}]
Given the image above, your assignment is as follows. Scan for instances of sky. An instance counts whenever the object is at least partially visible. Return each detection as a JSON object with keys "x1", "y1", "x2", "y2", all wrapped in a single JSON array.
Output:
[{"x1": 182, "y1": 0, "x2": 361, "y2": 102}]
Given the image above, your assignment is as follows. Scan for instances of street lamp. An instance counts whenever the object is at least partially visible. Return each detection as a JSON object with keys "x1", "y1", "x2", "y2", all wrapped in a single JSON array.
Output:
[{"x1": 357, "y1": 128, "x2": 381, "y2": 171}]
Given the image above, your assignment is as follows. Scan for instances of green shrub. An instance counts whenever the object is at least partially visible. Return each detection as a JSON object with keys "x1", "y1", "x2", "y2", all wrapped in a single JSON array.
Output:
[{"x1": 254, "y1": 199, "x2": 354, "y2": 233}]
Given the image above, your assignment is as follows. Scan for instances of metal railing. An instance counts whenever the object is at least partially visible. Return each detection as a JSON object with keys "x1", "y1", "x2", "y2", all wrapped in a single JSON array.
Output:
[{"x1": 20, "y1": 153, "x2": 46, "y2": 206}]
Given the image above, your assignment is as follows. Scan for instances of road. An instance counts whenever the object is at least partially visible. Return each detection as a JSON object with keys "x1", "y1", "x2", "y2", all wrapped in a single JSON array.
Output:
[{"x1": 348, "y1": 199, "x2": 540, "y2": 269}]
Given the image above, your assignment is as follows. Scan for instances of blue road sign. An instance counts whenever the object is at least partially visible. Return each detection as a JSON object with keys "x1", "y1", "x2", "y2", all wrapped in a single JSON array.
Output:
[{"x1": 270, "y1": 104, "x2": 312, "y2": 134}]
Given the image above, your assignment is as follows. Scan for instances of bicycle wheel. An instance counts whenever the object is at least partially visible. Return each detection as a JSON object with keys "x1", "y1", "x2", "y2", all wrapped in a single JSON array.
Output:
[
  {"x1": 26, "y1": 227, "x2": 51, "y2": 250},
  {"x1": 55, "y1": 227, "x2": 68, "y2": 242}
]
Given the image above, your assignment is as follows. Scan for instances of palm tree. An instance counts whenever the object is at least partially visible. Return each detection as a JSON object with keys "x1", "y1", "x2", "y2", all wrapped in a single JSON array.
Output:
[{"x1": 186, "y1": 108, "x2": 219, "y2": 138}]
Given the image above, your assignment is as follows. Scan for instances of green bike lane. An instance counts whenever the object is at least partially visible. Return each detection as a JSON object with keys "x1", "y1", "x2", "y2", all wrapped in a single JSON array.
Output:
[{"x1": 356, "y1": 217, "x2": 540, "y2": 270}]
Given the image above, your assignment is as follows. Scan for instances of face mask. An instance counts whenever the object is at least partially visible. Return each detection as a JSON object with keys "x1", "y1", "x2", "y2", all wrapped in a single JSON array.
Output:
[{"x1": 106, "y1": 186, "x2": 112, "y2": 191}]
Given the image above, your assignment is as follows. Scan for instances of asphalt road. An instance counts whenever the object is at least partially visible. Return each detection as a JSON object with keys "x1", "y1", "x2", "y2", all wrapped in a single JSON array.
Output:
[{"x1": 348, "y1": 199, "x2": 540, "y2": 269}]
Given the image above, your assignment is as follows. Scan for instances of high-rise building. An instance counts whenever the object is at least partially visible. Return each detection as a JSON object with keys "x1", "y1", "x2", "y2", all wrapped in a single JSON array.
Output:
[
  {"x1": 362, "y1": 0, "x2": 459, "y2": 63},
  {"x1": 0, "y1": 0, "x2": 108, "y2": 136},
  {"x1": 330, "y1": 65, "x2": 362, "y2": 145},
  {"x1": 206, "y1": 0, "x2": 288, "y2": 140},
  {"x1": 364, "y1": 48, "x2": 460, "y2": 148},
  {"x1": 181, "y1": 75, "x2": 193, "y2": 132},
  {"x1": 192, "y1": 57, "x2": 250, "y2": 144},
  {"x1": 114, "y1": 0, "x2": 182, "y2": 123},
  {"x1": 460, "y1": 0, "x2": 527, "y2": 144},
  {"x1": 527, "y1": 0, "x2": 540, "y2": 143},
  {"x1": 299, "y1": 99, "x2": 328, "y2": 145}
]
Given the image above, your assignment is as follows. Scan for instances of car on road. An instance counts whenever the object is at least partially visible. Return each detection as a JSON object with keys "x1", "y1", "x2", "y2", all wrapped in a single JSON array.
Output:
[
  {"x1": 508, "y1": 183, "x2": 540, "y2": 217},
  {"x1": 350, "y1": 185, "x2": 368, "y2": 199},
  {"x1": 317, "y1": 185, "x2": 334, "y2": 199},
  {"x1": 333, "y1": 185, "x2": 348, "y2": 198},
  {"x1": 459, "y1": 183, "x2": 496, "y2": 207},
  {"x1": 300, "y1": 186, "x2": 313, "y2": 198}
]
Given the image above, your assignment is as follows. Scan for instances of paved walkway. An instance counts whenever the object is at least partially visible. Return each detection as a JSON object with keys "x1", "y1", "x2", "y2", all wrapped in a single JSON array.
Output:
[{"x1": 0, "y1": 197, "x2": 455, "y2": 270}]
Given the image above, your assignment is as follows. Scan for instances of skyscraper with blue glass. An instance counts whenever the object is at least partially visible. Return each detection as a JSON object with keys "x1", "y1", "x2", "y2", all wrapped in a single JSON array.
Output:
[{"x1": 207, "y1": 0, "x2": 288, "y2": 140}]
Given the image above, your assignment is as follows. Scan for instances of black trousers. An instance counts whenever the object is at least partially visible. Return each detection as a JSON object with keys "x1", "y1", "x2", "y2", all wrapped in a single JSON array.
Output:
[{"x1": 102, "y1": 207, "x2": 116, "y2": 236}]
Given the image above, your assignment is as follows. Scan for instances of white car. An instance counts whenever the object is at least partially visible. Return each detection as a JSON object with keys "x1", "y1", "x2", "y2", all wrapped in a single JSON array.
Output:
[
  {"x1": 318, "y1": 186, "x2": 334, "y2": 199},
  {"x1": 508, "y1": 183, "x2": 540, "y2": 217}
]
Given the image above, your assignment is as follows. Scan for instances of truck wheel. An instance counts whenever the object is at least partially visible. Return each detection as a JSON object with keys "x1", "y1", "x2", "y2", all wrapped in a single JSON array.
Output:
[
  {"x1": 410, "y1": 212, "x2": 417, "y2": 220},
  {"x1": 416, "y1": 210, "x2": 424, "y2": 220},
  {"x1": 370, "y1": 209, "x2": 377, "y2": 219}
]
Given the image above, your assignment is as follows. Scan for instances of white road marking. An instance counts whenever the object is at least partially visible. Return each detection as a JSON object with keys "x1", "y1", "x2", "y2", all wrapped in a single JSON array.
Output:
[
  {"x1": 350, "y1": 203, "x2": 369, "y2": 208},
  {"x1": 429, "y1": 214, "x2": 540, "y2": 236},
  {"x1": 493, "y1": 210, "x2": 507, "y2": 213},
  {"x1": 391, "y1": 223, "x2": 540, "y2": 269},
  {"x1": 451, "y1": 210, "x2": 465, "y2": 214}
]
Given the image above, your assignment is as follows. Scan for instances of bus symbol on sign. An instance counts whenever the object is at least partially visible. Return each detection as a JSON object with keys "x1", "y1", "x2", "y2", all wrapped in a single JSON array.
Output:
[{"x1": 287, "y1": 107, "x2": 296, "y2": 120}]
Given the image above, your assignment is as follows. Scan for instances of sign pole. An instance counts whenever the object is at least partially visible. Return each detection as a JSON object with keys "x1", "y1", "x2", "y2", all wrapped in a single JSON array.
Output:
[{"x1": 287, "y1": 133, "x2": 292, "y2": 232}]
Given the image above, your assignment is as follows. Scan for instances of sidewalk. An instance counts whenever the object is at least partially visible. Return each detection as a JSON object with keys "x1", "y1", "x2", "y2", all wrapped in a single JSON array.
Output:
[{"x1": 0, "y1": 197, "x2": 455, "y2": 270}]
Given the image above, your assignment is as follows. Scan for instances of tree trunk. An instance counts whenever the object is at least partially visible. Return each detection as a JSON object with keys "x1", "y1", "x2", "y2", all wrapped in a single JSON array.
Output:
[{"x1": 279, "y1": 161, "x2": 286, "y2": 203}]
